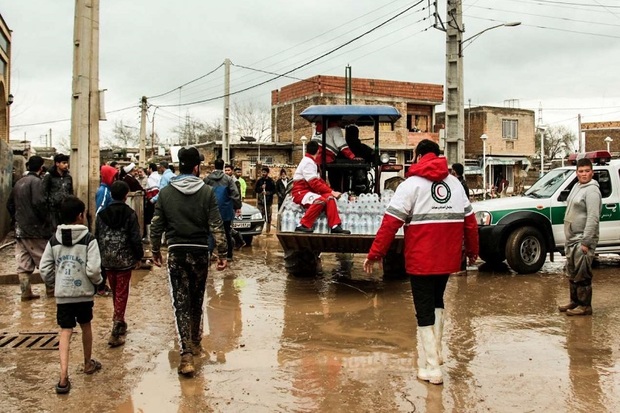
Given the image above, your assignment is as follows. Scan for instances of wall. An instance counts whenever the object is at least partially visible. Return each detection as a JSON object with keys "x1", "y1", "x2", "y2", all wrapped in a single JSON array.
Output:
[
  {"x1": 582, "y1": 121, "x2": 620, "y2": 153},
  {"x1": 0, "y1": 140, "x2": 13, "y2": 240}
]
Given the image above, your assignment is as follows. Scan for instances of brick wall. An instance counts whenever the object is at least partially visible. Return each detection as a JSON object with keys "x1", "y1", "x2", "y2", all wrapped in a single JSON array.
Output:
[{"x1": 582, "y1": 121, "x2": 620, "y2": 153}]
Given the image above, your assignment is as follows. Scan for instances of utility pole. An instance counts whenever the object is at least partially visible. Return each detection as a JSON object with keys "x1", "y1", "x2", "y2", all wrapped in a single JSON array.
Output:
[
  {"x1": 70, "y1": 0, "x2": 101, "y2": 222},
  {"x1": 223, "y1": 58, "x2": 231, "y2": 162},
  {"x1": 49, "y1": 128, "x2": 52, "y2": 148},
  {"x1": 444, "y1": 0, "x2": 465, "y2": 165},
  {"x1": 139, "y1": 96, "x2": 147, "y2": 167}
]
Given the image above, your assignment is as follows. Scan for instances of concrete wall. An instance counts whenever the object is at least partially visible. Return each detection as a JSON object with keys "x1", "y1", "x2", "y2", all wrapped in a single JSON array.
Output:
[{"x1": 0, "y1": 140, "x2": 13, "y2": 240}]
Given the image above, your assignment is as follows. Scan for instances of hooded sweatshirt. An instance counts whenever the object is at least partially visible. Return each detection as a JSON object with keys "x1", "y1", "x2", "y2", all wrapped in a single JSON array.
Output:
[
  {"x1": 95, "y1": 200, "x2": 144, "y2": 270},
  {"x1": 367, "y1": 153, "x2": 479, "y2": 275},
  {"x1": 564, "y1": 179, "x2": 601, "y2": 249},
  {"x1": 203, "y1": 170, "x2": 241, "y2": 221},
  {"x1": 40, "y1": 224, "x2": 103, "y2": 304},
  {"x1": 96, "y1": 165, "x2": 118, "y2": 214},
  {"x1": 150, "y1": 175, "x2": 228, "y2": 257}
]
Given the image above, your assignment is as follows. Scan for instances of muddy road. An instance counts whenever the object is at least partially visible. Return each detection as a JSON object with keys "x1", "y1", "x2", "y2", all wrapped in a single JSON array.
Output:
[{"x1": 1, "y1": 234, "x2": 619, "y2": 412}]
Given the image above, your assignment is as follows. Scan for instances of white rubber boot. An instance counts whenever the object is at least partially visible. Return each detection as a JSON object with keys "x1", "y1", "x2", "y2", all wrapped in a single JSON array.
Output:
[
  {"x1": 417, "y1": 326, "x2": 443, "y2": 385},
  {"x1": 434, "y1": 308, "x2": 444, "y2": 365}
]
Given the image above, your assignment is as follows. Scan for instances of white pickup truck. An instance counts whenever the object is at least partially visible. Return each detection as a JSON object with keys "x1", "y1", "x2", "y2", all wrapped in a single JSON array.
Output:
[{"x1": 472, "y1": 151, "x2": 620, "y2": 273}]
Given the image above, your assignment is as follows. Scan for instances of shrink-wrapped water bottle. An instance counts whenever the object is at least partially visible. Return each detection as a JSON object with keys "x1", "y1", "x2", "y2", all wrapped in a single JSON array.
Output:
[
  {"x1": 348, "y1": 213, "x2": 359, "y2": 234},
  {"x1": 282, "y1": 209, "x2": 294, "y2": 232}
]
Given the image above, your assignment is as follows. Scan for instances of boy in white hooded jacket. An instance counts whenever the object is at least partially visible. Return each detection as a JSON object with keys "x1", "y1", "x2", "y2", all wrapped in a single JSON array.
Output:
[{"x1": 40, "y1": 196, "x2": 103, "y2": 394}]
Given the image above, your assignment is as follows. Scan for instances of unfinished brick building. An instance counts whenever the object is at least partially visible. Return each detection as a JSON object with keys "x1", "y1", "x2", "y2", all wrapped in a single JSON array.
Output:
[{"x1": 271, "y1": 75, "x2": 443, "y2": 165}]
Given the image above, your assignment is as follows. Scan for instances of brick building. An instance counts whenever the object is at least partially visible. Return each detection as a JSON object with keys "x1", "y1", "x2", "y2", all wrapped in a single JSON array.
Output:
[
  {"x1": 271, "y1": 75, "x2": 443, "y2": 166},
  {"x1": 582, "y1": 121, "x2": 620, "y2": 155},
  {"x1": 438, "y1": 106, "x2": 535, "y2": 195},
  {"x1": 0, "y1": 14, "x2": 11, "y2": 239}
]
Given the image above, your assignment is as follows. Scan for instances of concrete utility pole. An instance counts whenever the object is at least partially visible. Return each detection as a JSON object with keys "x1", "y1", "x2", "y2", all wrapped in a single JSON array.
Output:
[
  {"x1": 578, "y1": 113, "x2": 584, "y2": 152},
  {"x1": 70, "y1": 0, "x2": 101, "y2": 221},
  {"x1": 444, "y1": 0, "x2": 465, "y2": 165},
  {"x1": 139, "y1": 96, "x2": 147, "y2": 167},
  {"x1": 223, "y1": 58, "x2": 231, "y2": 162}
]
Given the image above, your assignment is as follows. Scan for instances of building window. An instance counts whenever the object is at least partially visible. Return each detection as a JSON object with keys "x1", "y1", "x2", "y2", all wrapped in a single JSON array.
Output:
[
  {"x1": 0, "y1": 31, "x2": 7, "y2": 55},
  {"x1": 502, "y1": 119, "x2": 518, "y2": 139},
  {"x1": 406, "y1": 114, "x2": 428, "y2": 132}
]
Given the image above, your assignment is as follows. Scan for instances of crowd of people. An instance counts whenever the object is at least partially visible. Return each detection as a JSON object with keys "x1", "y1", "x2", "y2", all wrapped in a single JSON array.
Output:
[{"x1": 5, "y1": 139, "x2": 601, "y2": 392}]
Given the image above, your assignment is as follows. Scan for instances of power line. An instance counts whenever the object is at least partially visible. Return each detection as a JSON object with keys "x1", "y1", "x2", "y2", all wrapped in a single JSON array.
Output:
[
  {"x1": 10, "y1": 105, "x2": 137, "y2": 129},
  {"x1": 147, "y1": 63, "x2": 225, "y2": 100},
  {"x1": 157, "y1": 0, "x2": 426, "y2": 108}
]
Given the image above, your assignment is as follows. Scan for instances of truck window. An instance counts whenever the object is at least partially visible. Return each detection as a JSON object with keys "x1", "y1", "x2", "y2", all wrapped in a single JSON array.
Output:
[{"x1": 562, "y1": 170, "x2": 612, "y2": 199}]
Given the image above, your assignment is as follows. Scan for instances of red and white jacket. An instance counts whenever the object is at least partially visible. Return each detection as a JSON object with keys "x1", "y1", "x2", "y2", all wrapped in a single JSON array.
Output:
[
  {"x1": 367, "y1": 153, "x2": 479, "y2": 275},
  {"x1": 311, "y1": 126, "x2": 356, "y2": 164},
  {"x1": 291, "y1": 154, "x2": 333, "y2": 205}
]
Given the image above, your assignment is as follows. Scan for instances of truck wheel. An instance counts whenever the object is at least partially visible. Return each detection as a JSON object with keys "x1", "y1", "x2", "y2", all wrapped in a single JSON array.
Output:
[
  {"x1": 382, "y1": 252, "x2": 406, "y2": 279},
  {"x1": 505, "y1": 226, "x2": 547, "y2": 274},
  {"x1": 284, "y1": 249, "x2": 320, "y2": 277}
]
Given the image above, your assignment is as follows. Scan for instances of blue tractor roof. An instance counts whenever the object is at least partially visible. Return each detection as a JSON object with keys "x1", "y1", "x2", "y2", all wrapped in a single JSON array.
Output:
[{"x1": 300, "y1": 105, "x2": 401, "y2": 124}]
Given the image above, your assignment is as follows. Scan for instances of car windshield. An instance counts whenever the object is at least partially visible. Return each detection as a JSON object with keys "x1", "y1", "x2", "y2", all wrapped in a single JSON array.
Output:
[{"x1": 524, "y1": 169, "x2": 575, "y2": 198}]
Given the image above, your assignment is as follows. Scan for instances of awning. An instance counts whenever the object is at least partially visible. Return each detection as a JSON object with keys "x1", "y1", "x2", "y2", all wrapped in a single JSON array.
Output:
[{"x1": 480, "y1": 157, "x2": 531, "y2": 167}]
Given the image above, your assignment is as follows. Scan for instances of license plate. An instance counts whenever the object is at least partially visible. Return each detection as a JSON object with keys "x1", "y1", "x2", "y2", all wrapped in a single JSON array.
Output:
[{"x1": 232, "y1": 222, "x2": 251, "y2": 229}]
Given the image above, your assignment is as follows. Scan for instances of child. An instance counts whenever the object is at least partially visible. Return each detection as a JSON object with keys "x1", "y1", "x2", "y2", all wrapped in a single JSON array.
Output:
[
  {"x1": 95, "y1": 181, "x2": 144, "y2": 347},
  {"x1": 40, "y1": 196, "x2": 103, "y2": 394}
]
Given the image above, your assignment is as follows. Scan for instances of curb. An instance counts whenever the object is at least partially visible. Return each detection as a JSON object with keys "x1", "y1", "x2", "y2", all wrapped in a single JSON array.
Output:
[{"x1": 0, "y1": 272, "x2": 43, "y2": 285}]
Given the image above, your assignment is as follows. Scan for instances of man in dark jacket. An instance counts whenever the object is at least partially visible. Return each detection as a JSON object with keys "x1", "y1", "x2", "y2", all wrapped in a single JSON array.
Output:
[
  {"x1": 255, "y1": 166, "x2": 276, "y2": 232},
  {"x1": 95, "y1": 181, "x2": 144, "y2": 347},
  {"x1": 150, "y1": 147, "x2": 228, "y2": 377},
  {"x1": 42, "y1": 153, "x2": 73, "y2": 229},
  {"x1": 7, "y1": 156, "x2": 53, "y2": 300},
  {"x1": 204, "y1": 158, "x2": 242, "y2": 260}
]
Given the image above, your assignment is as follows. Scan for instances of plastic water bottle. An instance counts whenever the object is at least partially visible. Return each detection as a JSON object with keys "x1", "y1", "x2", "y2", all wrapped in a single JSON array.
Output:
[
  {"x1": 348, "y1": 213, "x2": 359, "y2": 234},
  {"x1": 317, "y1": 216, "x2": 327, "y2": 233},
  {"x1": 282, "y1": 209, "x2": 294, "y2": 232}
]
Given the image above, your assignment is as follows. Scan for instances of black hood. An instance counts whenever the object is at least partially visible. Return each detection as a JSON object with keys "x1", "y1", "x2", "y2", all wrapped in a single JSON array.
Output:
[{"x1": 98, "y1": 200, "x2": 134, "y2": 230}]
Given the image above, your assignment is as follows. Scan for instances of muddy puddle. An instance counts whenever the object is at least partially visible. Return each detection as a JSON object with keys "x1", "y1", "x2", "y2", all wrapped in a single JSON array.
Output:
[{"x1": 0, "y1": 234, "x2": 619, "y2": 412}]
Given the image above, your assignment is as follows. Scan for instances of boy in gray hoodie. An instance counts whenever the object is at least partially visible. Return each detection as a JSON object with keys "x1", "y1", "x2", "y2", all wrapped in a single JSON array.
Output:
[
  {"x1": 40, "y1": 196, "x2": 104, "y2": 394},
  {"x1": 560, "y1": 158, "x2": 602, "y2": 316}
]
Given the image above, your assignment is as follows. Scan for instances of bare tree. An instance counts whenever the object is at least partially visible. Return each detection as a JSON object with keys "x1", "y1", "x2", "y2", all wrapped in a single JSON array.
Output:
[
  {"x1": 535, "y1": 125, "x2": 577, "y2": 160},
  {"x1": 112, "y1": 120, "x2": 139, "y2": 147},
  {"x1": 171, "y1": 114, "x2": 222, "y2": 145},
  {"x1": 231, "y1": 101, "x2": 271, "y2": 142}
]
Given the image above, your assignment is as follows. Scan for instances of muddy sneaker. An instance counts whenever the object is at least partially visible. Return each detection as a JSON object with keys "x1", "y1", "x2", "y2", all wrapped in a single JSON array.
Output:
[
  {"x1": 108, "y1": 333, "x2": 125, "y2": 347},
  {"x1": 566, "y1": 306, "x2": 592, "y2": 316},
  {"x1": 117, "y1": 321, "x2": 128, "y2": 336},
  {"x1": 330, "y1": 225, "x2": 351, "y2": 235},
  {"x1": 178, "y1": 353, "x2": 195, "y2": 376},
  {"x1": 558, "y1": 302, "x2": 578, "y2": 312}
]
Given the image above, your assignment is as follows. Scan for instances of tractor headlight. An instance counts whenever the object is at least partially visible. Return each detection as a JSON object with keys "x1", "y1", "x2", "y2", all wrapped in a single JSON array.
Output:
[{"x1": 380, "y1": 153, "x2": 390, "y2": 164}]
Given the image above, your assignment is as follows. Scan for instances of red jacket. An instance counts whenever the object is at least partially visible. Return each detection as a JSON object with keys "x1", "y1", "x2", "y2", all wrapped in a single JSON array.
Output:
[{"x1": 367, "y1": 154, "x2": 479, "y2": 275}]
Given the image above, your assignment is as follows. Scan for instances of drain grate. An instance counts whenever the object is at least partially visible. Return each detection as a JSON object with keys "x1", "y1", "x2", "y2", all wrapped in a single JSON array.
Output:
[{"x1": 0, "y1": 332, "x2": 61, "y2": 350}]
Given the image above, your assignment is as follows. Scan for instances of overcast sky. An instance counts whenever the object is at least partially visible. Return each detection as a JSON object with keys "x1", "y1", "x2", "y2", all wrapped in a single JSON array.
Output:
[{"x1": 3, "y1": 0, "x2": 620, "y2": 149}]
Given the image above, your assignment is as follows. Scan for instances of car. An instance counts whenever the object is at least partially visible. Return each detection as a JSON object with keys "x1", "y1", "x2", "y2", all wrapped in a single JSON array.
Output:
[
  {"x1": 472, "y1": 150, "x2": 620, "y2": 274},
  {"x1": 231, "y1": 202, "x2": 265, "y2": 246}
]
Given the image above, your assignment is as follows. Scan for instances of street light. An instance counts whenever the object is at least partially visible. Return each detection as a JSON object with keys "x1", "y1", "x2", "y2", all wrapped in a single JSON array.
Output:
[
  {"x1": 444, "y1": 15, "x2": 521, "y2": 167},
  {"x1": 300, "y1": 135, "x2": 307, "y2": 154},
  {"x1": 604, "y1": 136, "x2": 613, "y2": 152},
  {"x1": 459, "y1": 22, "x2": 522, "y2": 56},
  {"x1": 537, "y1": 126, "x2": 547, "y2": 177},
  {"x1": 480, "y1": 134, "x2": 488, "y2": 199}
]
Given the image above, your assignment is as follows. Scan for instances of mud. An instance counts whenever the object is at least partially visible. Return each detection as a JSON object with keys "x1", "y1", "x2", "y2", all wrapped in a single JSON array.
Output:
[{"x1": 0, "y1": 234, "x2": 619, "y2": 412}]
